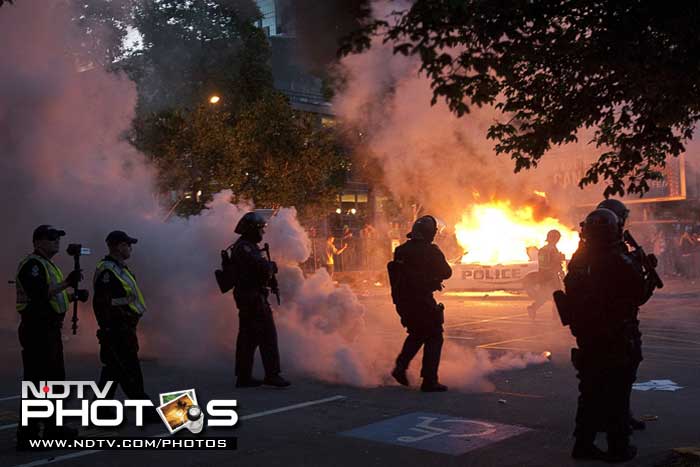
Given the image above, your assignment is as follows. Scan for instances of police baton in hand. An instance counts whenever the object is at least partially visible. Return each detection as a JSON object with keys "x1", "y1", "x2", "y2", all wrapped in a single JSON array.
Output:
[{"x1": 262, "y1": 243, "x2": 281, "y2": 305}]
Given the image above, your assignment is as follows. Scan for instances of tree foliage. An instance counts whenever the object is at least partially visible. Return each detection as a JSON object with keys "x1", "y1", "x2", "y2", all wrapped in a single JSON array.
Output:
[
  {"x1": 134, "y1": 93, "x2": 350, "y2": 216},
  {"x1": 78, "y1": 0, "x2": 349, "y2": 216},
  {"x1": 344, "y1": 1, "x2": 700, "y2": 197}
]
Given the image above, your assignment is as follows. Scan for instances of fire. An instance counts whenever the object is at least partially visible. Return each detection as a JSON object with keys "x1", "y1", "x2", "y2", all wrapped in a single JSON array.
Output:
[{"x1": 455, "y1": 201, "x2": 579, "y2": 264}]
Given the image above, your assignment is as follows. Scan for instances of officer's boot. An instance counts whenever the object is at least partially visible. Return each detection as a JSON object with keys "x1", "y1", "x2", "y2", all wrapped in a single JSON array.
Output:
[
  {"x1": 571, "y1": 433, "x2": 607, "y2": 460},
  {"x1": 420, "y1": 378, "x2": 448, "y2": 392},
  {"x1": 606, "y1": 435, "x2": 637, "y2": 463},
  {"x1": 263, "y1": 374, "x2": 291, "y2": 388},
  {"x1": 391, "y1": 367, "x2": 409, "y2": 386},
  {"x1": 236, "y1": 377, "x2": 263, "y2": 388}
]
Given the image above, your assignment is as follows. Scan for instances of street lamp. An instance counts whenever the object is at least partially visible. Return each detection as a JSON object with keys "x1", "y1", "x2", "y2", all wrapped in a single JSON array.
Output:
[{"x1": 209, "y1": 95, "x2": 221, "y2": 104}]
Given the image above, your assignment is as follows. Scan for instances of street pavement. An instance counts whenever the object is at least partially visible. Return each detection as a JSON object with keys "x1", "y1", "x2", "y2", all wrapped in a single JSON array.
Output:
[{"x1": 0, "y1": 279, "x2": 698, "y2": 467}]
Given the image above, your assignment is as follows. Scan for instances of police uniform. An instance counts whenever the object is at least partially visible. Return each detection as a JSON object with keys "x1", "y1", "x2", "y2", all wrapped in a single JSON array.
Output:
[
  {"x1": 15, "y1": 225, "x2": 76, "y2": 444},
  {"x1": 564, "y1": 209, "x2": 647, "y2": 461},
  {"x1": 390, "y1": 216, "x2": 452, "y2": 391},
  {"x1": 93, "y1": 254, "x2": 149, "y2": 400},
  {"x1": 527, "y1": 240, "x2": 565, "y2": 318},
  {"x1": 231, "y1": 236, "x2": 282, "y2": 384}
]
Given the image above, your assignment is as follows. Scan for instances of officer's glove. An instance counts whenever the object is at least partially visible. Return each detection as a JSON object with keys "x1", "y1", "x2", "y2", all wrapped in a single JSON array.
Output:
[
  {"x1": 65, "y1": 269, "x2": 83, "y2": 288},
  {"x1": 74, "y1": 289, "x2": 89, "y2": 303},
  {"x1": 647, "y1": 254, "x2": 658, "y2": 268}
]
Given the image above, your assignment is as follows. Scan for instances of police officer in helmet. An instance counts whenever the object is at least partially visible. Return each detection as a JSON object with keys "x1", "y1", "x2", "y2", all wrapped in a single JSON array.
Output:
[
  {"x1": 15, "y1": 225, "x2": 83, "y2": 448},
  {"x1": 389, "y1": 215, "x2": 452, "y2": 392},
  {"x1": 564, "y1": 208, "x2": 649, "y2": 462},
  {"x1": 230, "y1": 212, "x2": 290, "y2": 388},
  {"x1": 597, "y1": 199, "x2": 648, "y2": 431},
  {"x1": 597, "y1": 199, "x2": 629, "y2": 231}
]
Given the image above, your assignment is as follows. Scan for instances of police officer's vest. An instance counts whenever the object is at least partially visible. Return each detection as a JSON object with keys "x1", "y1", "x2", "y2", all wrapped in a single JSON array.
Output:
[
  {"x1": 94, "y1": 259, "x2": 147, "y2": 316},
  {"x1": 16, "y1": 254, "x2": 70, "y2": 315}
]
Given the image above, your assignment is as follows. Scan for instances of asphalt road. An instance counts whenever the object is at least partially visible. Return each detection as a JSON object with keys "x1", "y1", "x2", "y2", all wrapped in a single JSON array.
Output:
[{"x1": 0, "y1": 280, "x2": 698, "y2": 467}]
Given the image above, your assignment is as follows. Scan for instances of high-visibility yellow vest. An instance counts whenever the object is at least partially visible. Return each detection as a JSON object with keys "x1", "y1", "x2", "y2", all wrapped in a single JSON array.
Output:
[
  {"x1": 16, "y1": 254, "x2": 69, "y2": 315},
  {"x1": 94, "y1": 259, "x2": 147, "y2": 316}
]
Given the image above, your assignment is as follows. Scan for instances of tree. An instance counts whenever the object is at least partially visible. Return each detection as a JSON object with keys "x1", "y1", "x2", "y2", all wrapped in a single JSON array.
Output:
[
  {"x1": 344, "y1": 1, "x2": 700, "y2": 197},
  {"x1": 80, "y1": 1, "x2": 350, "y2": 216},
  {"x1": 133, "y1": 93, "x2": 350, "y2": 216}
]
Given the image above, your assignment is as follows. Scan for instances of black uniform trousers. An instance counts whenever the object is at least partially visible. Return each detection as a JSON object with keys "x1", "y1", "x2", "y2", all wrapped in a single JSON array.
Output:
[
  {"x1": 234, "y1": 290, "x2": 281, "y2": 380},
  {"x1": 573, "y1": 349, "x2": 632, "y2": 443},
  {"x1": 97, "y1": 328, "x2": 148, "y2": 400},
  {"x1": 18, "y1": 318, "x2": 65, "y2": 436},
  {"x1": 395, "y1": 301, "x2": 443, "y2": 382}
]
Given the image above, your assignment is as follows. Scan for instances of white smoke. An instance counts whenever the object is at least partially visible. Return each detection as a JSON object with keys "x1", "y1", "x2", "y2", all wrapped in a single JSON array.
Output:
[{"x1": 0, "y1": 0, "x2": 547, "y2": 391}]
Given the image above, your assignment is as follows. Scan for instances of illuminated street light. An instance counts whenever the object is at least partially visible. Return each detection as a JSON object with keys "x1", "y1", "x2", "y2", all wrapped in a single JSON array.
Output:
[
  {"x1": 209, "y1": 95, "x2": 221, "y2": 104},
  {"x1": 335, "y1": 208, "x2": 342, "y2": 214},
  {"x1": 350, "y1": 208, "x2": 357, "y2": 215}
]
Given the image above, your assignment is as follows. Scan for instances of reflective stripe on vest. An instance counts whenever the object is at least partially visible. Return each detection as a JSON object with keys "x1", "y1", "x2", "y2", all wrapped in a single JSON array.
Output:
[
  {"x1": 94, "y1": 260, "x2": 147, "y2": 316},
  {"x1": 16, "y1": 254, "x2": 69, "y2": 315}
]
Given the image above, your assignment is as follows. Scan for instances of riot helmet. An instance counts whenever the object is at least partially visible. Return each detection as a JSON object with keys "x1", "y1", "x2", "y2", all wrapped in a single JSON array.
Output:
[
  {"x1": 597, "y1": 199, "x2": 629, "y2": 229},
  {"x1": 235, "y1": 211, "x2": 267, "y2": 242},
  {"x1": 580, "y1": 208, "x2": 620, "y2": 247},
  {"x1": 407, "y1": 215, "x2": 438, "y2": 242}
]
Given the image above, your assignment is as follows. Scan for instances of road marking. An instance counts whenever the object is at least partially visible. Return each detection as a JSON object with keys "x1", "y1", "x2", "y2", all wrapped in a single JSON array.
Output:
[
  {"x1": 444, "y1": 335, "x2": 476, "y2": 341},
  {"x1": 445, "y1": 312, "x2": 531, "y2": 329},
  {"x1": 0, "y1": 395, "x2": 21, "y2": 402},
  {"x1": 478, "y1": 329, "x2": 566, "y2": 349},
  {"x1": 238, "y1": 395, "x2": 346, "y2": 421},
  {"x1": 493, "y1": 391, "x2": 545, "y2": 399},
  {"x1": 644, "y1": 334, "x2": 700, "y2": 346},
  {"x1": 8, "y1": 395, "x2": 346, "y2": 467}
]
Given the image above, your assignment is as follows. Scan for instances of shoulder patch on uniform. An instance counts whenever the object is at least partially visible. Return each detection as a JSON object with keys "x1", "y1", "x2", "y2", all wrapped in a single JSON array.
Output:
[
  {"x1": 243, "y1": 244, "x2": 253, "y2": 253},
  {"x1": 101, "y1": 271, "x2": 111, "y2": 283},
  {"x1": 31, "y1": 265, "x2": 40, "y2": 277}
]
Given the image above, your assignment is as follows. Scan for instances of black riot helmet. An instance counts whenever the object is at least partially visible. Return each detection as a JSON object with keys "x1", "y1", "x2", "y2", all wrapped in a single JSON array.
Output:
[
  {"x1": 407, "y1": 215, "x2": 438, "y2": 242},
  {"x1": 235, "y1": 211, "x2": 267, "y2": 242},
  {"x1": 580, "y1": 208, "x2": 621, "y2": 247},
  {"x1": 597, "y1": 199, "x2": 629, "y2": 229}
]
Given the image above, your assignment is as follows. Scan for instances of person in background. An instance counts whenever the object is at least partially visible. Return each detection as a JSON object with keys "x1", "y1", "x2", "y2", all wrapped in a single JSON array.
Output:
[{"x1": 324, "y1": 235, "x2": 348, "y2": 279}]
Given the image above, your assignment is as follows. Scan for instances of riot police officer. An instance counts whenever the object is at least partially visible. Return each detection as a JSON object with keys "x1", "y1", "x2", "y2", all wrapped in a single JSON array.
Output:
[
  {"x1": 92, "y1": 230, "x2": 159, "y2": 421},
  {"x1": 230, "y1": 212, "x2": 290, "y2": 388},
  {"x1": 389, "y1": 216, "x2": 452, "y2": 392},
  {"x1": 597, "y1": 198, "x2": 648, "y2": 432},
  {"x1": 564, "y1": 209, "x2": 649, "y2": 462},
  {"x1": 15, "y1": 225, "x2": 82, "y2": 448}
]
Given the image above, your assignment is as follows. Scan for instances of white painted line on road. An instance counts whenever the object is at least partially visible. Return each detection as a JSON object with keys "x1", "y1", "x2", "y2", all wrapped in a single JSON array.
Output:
[
  {"x1": 444, "y1": 335, "x2": 475, "y2": 341},
  {"x1": 239, "y1": 395, "x2": 346, "y2": 421},
  {"x1": 0, "y1": 395, "x2": 21, "y2": 402},
  {"x1": 8, "y1": 394, "x2": 347, "y2": 467}
]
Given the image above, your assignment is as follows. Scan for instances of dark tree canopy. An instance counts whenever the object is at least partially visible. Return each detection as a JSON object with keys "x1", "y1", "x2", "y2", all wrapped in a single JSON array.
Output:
[
  {"x1": 344, "y1": 0, "x2": 700, "y2": 197},
  {"x1": 77, "y1": 0, "x2": 350, "y2": 216}
]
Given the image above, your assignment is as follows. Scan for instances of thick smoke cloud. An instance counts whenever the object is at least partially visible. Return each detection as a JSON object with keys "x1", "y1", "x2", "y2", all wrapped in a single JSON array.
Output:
[
  {"x1": 0, "y1": 0, "x2": 547, "y2": 390},
  {"x1": 332, "y1": 1, "x2": 618, "y2": 227}
]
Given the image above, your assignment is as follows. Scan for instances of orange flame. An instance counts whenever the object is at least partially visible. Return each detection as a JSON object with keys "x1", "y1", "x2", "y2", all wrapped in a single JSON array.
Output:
[{"x1": 455, "y1": 201, "x2": 579, "y2": 264}]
